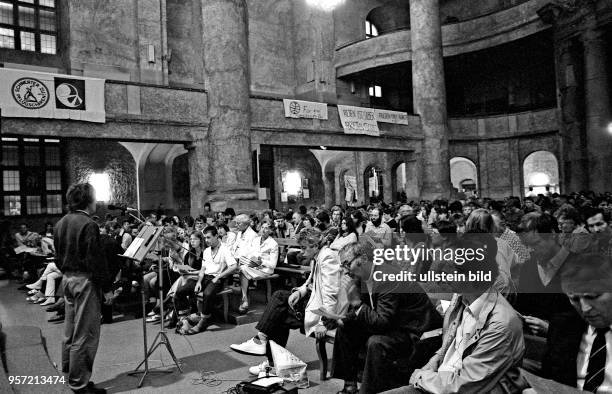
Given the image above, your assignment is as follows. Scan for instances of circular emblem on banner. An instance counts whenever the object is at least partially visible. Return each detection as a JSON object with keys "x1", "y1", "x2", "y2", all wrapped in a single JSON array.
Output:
[
  {"x1": 55, "y1": 83, "x2": 83, "y2": 108},
  {"x1": 12, "y1": 78, "x2": 49, "y2": 109},
  {"x1": 289, "y1": 101, "x2": 301, "y2": 115}
]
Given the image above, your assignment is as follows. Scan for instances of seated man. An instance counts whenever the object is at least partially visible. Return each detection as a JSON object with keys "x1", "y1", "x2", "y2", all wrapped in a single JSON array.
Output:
[
  {"x1": 182, "y1": 226, "x2": 237, "y2": 334},
  {"x1": 561, "y1": 253, "x2": 612, "y2": 393},
  {"x1": 384, "y1": 234, "x2": 529, "y2": 393},
  {"x1": 332, "y1": 242, "x2": 443, "y2": 394},
  {"x1": 230, "y1": 228, "x2": 342, "y2": 375},
  {"x1": 15, "y1": 223, "x2": 38, "y2": 247},
  {"x1": 230, "y1": 214, "x2": 258, "y2": 260},
  {"x1": 238, "y1": 221, "x2": 279, "y2": 313},
  {"x1": 274, "y1": 211, "x2": 295, "y2": 239}
]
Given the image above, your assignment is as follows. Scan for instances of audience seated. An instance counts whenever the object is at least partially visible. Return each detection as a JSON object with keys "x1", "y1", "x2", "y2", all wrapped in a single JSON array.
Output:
[
  {"x1": 230, "y1": 228, "x2": 342, "y2": 376},
  {"x1": 383, "y1": 234, "x2": 529, "y2": 394},
  {"x1": 331, "y1": 242, "x2": 443, "y2": 394},
  {"x1": 8, "y1": 188, "x2": 612, "y2": 391},
  {"x1": 180, "y1": 226, "x2": 236, "y2": 334}
]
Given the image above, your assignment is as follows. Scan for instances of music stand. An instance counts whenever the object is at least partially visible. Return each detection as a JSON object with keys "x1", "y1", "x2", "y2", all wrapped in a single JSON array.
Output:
[{"x1": 122, "y1": 225, "x2": 183, "y2": 387}]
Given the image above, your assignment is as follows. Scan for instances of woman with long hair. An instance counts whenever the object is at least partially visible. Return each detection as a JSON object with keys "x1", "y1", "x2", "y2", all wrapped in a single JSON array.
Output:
[
  {"x1": 465, "y1": 208, "x2": 518, "y2": 299},
  {"x1": 330, "y1": 217, "x2": 358, "y2": 251}
]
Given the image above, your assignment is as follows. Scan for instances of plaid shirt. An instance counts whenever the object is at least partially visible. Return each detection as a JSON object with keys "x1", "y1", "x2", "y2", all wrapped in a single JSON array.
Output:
[{"x1": 499, "y1": 228, "x2": 530, "y2": 265}]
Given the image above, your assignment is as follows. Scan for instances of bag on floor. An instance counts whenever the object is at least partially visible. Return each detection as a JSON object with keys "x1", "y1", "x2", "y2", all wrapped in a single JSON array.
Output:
[{"x1": 269, "y1": 340, "x2": 309, "y2": 388}]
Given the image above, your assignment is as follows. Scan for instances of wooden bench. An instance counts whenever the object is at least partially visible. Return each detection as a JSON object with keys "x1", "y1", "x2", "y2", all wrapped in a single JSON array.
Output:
[{"x1": 217, "y1": 273, "x2": 280, "y2": 322}]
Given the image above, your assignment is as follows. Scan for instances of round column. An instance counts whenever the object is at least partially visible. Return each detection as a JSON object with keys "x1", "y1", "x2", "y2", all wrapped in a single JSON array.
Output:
[
  {"x1": 583, "y1": 13, "x2": 612, "y2": 192},
  {"x1": 201, "y1": 0, "x2": 260, "y2": 210},
  {"x1": 409, "y1": 0, "x2": 451, "y2": 199}
]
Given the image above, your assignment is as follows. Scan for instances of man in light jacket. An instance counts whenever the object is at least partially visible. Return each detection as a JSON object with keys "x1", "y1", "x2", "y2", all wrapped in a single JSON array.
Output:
[
  {"x1": 384, "y1": 233, "x2": 529, "y2": 394},
  {"x1": 230, "y1": 227, "x2": 342, "y2": 376}
]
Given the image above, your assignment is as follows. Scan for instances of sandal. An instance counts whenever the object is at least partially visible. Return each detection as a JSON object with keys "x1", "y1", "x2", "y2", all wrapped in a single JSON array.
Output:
[{"x1": 183, "y1": 316, "x2": 211, "y2": 335}]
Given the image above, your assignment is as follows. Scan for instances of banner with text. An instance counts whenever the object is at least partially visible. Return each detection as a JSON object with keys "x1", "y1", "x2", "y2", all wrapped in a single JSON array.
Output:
[
  {"x1": 0, "y1": 68, "x2": 105, "y2": 123},
  {"x1": 337, "y1": 105, "x2": 379, "y2": 136},
  {"x1": 375, "y1": 109, "x2": 409, "y2": 125},
  {"x1": 283, "y1": 99, "x2": 328, "y2": 120}
]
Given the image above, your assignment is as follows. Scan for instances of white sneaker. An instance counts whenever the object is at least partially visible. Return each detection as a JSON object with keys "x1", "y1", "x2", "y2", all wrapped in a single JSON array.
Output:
[
  {"x1": 248, "y1": 360, "x2": 276, "y2": 376},
  {"x1": 146, "y1": 314, "x2": 160, "y2": 323},
  {"x1": 230, "y1": 337, "x2": 266, "y2": 356}
]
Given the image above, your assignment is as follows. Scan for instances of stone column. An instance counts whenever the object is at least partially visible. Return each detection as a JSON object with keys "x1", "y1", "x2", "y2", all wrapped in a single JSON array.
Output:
[
  {"x1": 186, "y1": 139, "x2": 208, "y2": 216},
  {"x1": 201, "y1": 0, "x2": 265, "y2": 212},
  {"x1": 583, "y1": 14, "x2": 612, "y2": 192},
  {"x1": 556, "y1": 37, "x2": 588, "y2": 192},
  {"x1": 409, "y1": 0, "x2": 451, "y2": 199},
  {"x1": 292, "y1": 0, "x2": 336, "y2": 103},
  {"x1": 323, "y1": 171, "x2": 335, "y2": 207}
]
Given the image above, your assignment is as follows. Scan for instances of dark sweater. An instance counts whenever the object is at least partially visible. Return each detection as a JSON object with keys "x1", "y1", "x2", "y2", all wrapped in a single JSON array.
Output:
[{"x1": 54, "y1": 211, "x2": 112, "y2": 292}]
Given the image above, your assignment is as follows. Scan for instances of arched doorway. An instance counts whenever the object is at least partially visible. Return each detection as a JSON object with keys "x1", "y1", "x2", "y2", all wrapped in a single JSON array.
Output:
[
  {"x1": 364, "y1": 166, "x2": 384, "y2": 202},
  {"x1": 450, "y1": 157, "x2": 478, "y2": 195},
  {"x1": 523, "y1": 151, "x2": 559, "y2": 196}
]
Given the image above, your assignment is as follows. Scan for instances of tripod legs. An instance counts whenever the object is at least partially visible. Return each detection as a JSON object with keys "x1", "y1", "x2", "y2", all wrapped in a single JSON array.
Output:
[
  {"x1": 130, "y1": 330, "x2": 183, "y2": 387},
  {"x1": 129, "y1": 254, "x2": 182, "y2": 388}
]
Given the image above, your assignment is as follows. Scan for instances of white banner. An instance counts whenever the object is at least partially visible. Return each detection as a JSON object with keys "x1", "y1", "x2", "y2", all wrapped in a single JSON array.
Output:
[
  {"x1": 375, "y1": 109, "x2": 409, "y2": 125},
  {"x1": 344, "y1": 175, "x2": 358, "y2": 203},
  {"x1": 283, "y1": 99, "x2": 328, "y2": 120},
  {"x1": 337, "y1": 105, "x2": 379, "y2": 136},
  {"x1": 0, "y1": 68, "x2": 105, "y2": 123}
]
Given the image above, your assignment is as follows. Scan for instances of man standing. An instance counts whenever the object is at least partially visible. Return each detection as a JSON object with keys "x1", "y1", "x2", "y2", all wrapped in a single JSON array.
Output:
[{"x1": 54, "y1": 183, "x2": 113, "y2": 393}]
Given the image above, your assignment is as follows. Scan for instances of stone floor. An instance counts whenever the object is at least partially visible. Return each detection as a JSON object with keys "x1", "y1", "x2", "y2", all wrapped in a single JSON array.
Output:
[{"x1": 0, "y1": 279, "x2": 342, "y2": 393}]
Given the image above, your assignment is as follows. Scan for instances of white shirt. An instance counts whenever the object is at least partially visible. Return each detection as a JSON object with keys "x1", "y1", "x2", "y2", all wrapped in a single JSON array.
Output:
[
  {"x1": 329, "y1": 232, "x2": 358, "y2": 251},
  {"x1": 439, "y1": 292, "x2": 488, "y2": 373},
  {"x1": 577, "y1": 325, "x2": 612, "y2": 393},
  {"x1": 246, "y1": 236, "x2": 279, "y2": 274},
  {"x1": 200, "y1": 243, "x2": 236, "y2": 276},
  {"x1": 230, "y1": 226, "x2": 257, "y2": 259}
]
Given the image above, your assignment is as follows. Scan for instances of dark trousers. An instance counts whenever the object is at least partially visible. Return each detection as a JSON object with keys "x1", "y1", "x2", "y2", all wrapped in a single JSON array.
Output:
[
  {"x1": 61, "y1": 273, "x2": 101, "y2": 391},
  {"x1": 332, "y1": 324, "x2": 418, "y2": 394},
  {"x1": 255, "y1": 289, "x2": 306, "y2": 362},
  {"x1": 174, "y1": 277, "x2": 197, "y2": 312},
  {"x1": 196, "y1": 276, "x2": 223, "y2": 315}
]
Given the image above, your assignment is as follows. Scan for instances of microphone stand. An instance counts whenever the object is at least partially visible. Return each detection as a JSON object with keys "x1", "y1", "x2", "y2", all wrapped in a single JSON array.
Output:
[{"x1": 116, "y1": 209, "x2": 182, "y2": 388}]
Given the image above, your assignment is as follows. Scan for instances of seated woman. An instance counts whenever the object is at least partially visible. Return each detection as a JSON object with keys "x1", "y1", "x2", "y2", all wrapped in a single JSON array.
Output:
[
  {"x1": 329, "y1": 217, "x2": 358, "y2": 251},
  {"x1": 26, "y1": 261, "x2": 62, "y2": 306},
  {"x1": 238, "y1": 221, "x2": 279, "y2": 314},
  {"x1": 165, "y1": 231, "x2": 204, "y2": 328},
  {"x1": 144, "y1": 229, "x2": 183, "y2": 322}
]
